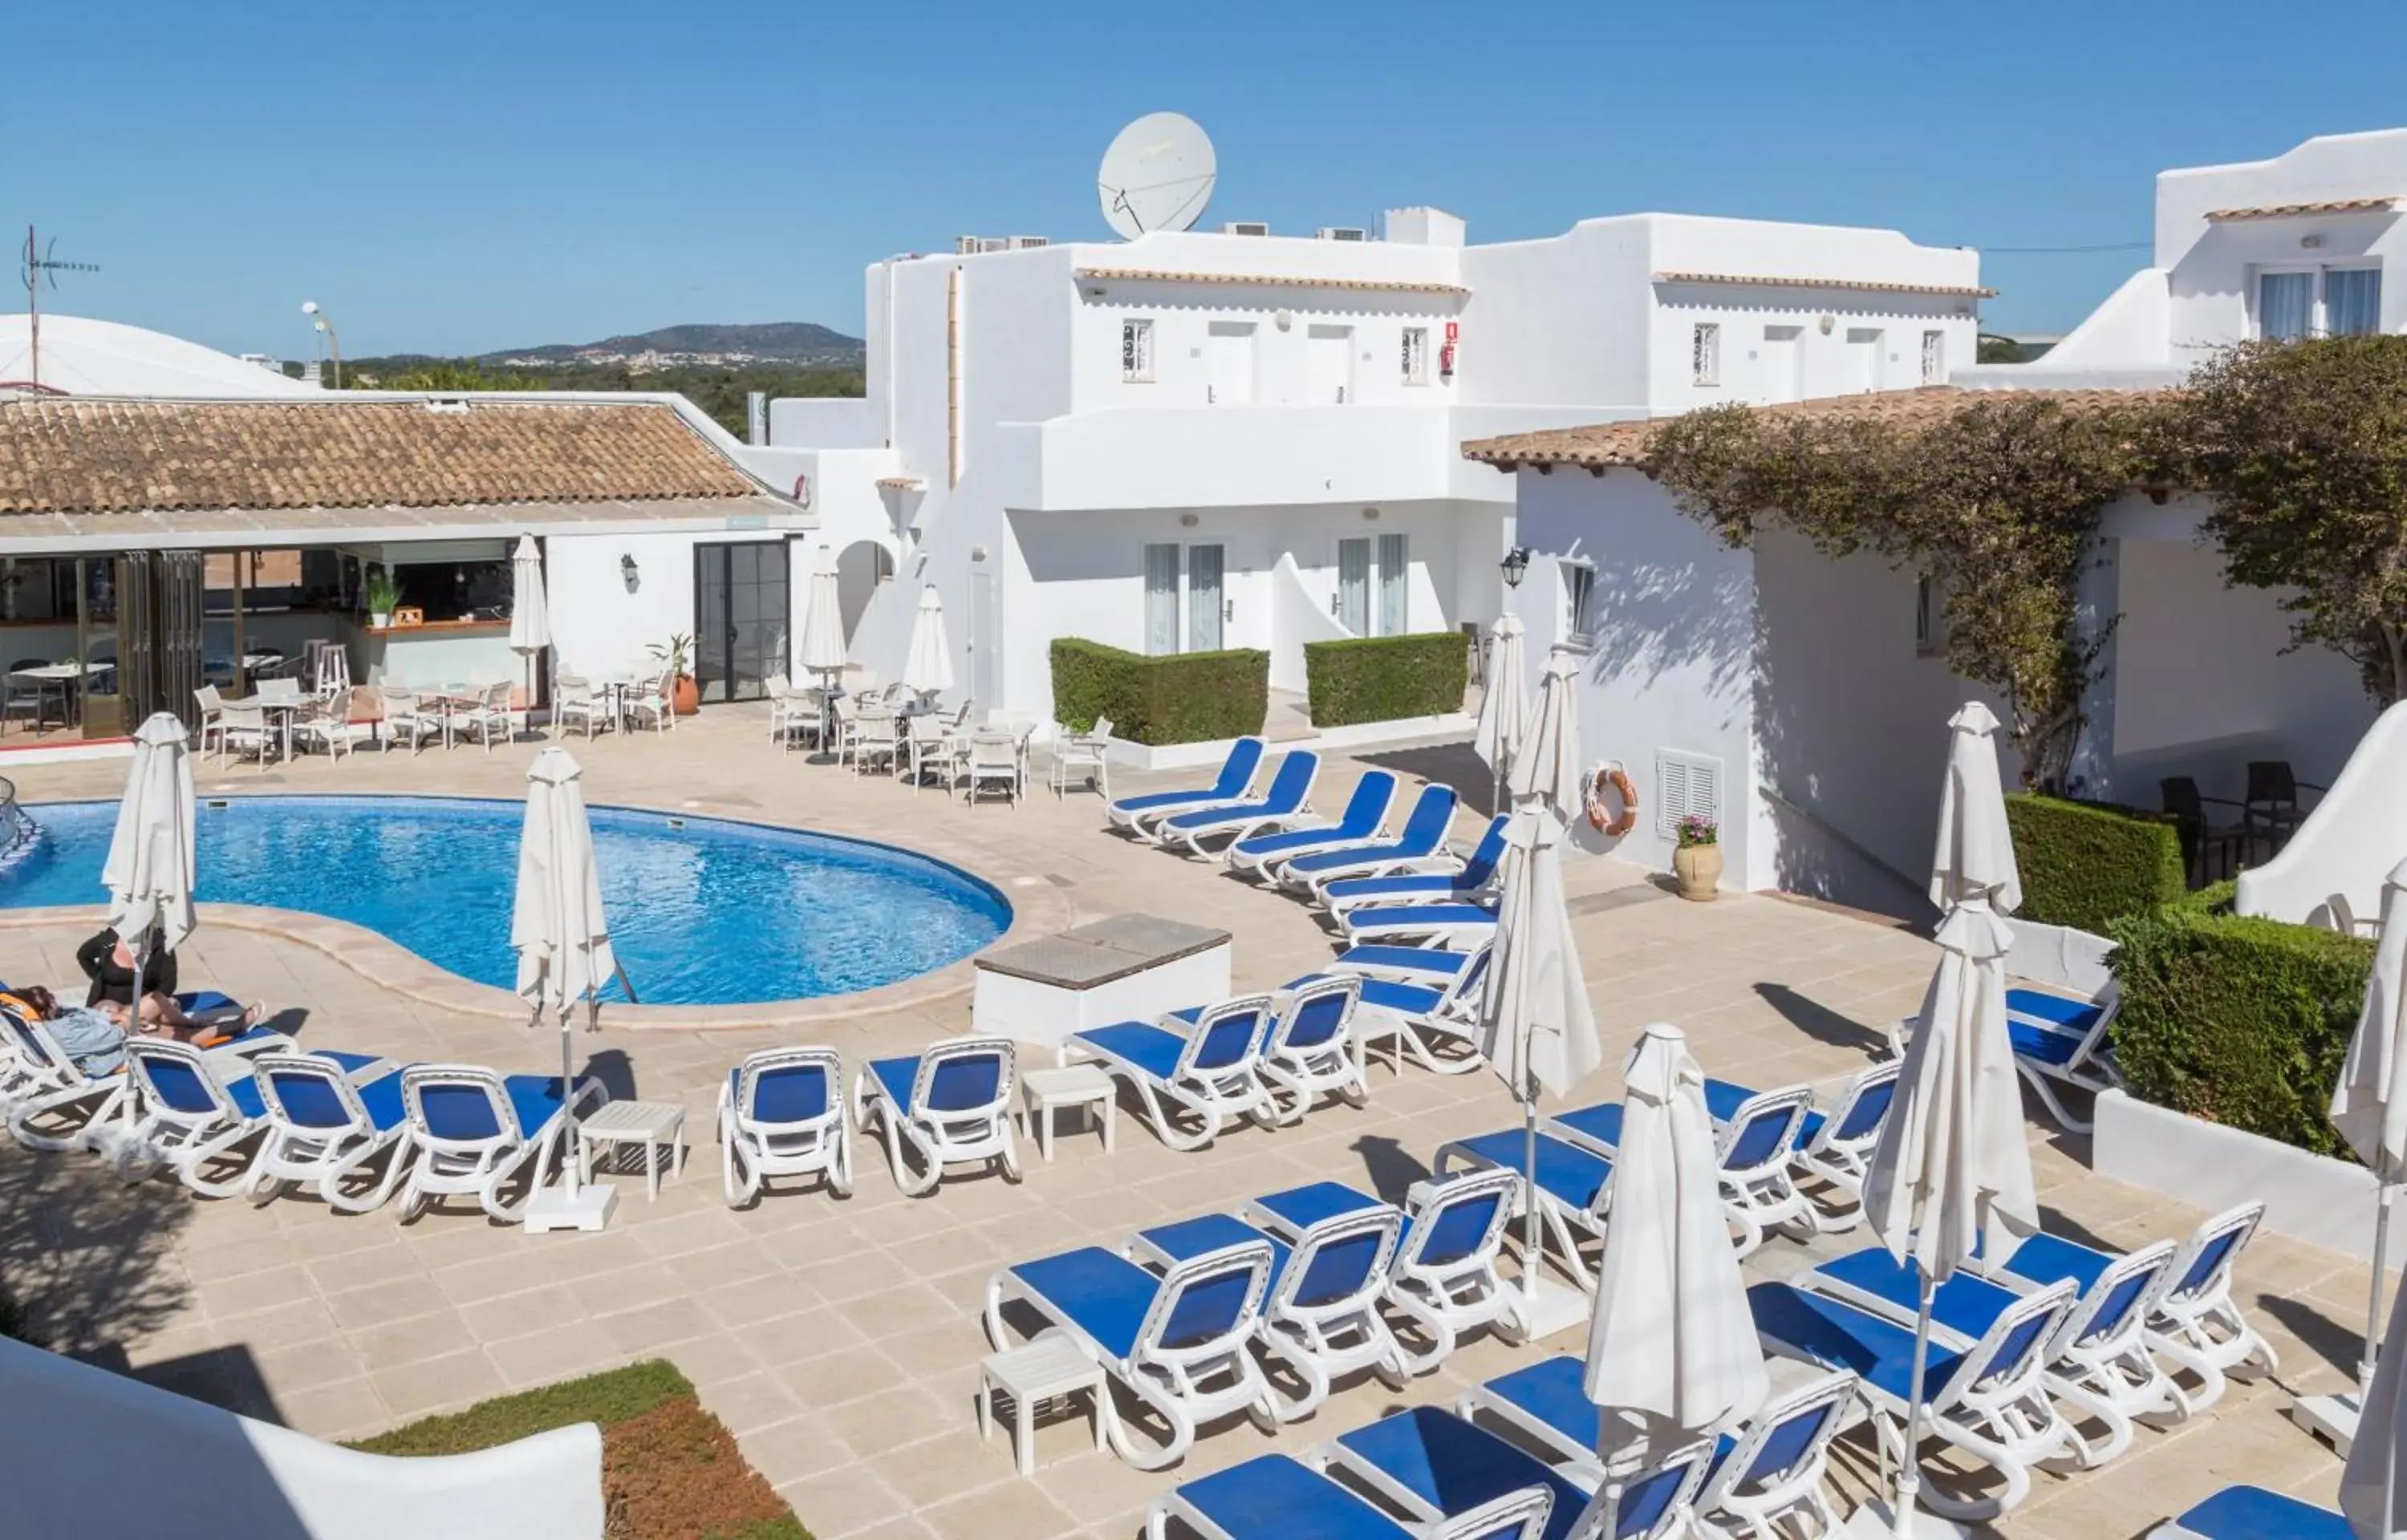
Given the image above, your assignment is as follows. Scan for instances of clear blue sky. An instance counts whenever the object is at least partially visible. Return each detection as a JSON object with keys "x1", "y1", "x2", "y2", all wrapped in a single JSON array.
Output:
[{"x1": 10, "y1": 0, "x2": 2407, "y2": 359}]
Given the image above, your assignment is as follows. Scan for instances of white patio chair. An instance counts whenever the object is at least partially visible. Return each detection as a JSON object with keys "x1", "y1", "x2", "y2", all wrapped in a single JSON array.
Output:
[
  {"x1": 291, "y1": 694, "x2": 355, "y2": 761},
  {"x1": 766, "y1": 675, "x2": 817, "y2": 750},
  {"x1": 905, "y1": 712, "x2": 959, "y2": 792},
  {"x1": 720, "y1": 1046, "x2": 852, "y2": 1206},
  {"x1": 453, "y1": 680, "x2": 513, "y2": 752},
  {"x1": 378, "y1": 688, "x2": 442, "y2": 756},
  {"x1": 964, "y1": 729, "x2": 1022, "y2": 806},
  {"x1": 258, "y1": 675, "x2": 305, "y2": 705},
  {"x1": 217, "y1": 701, "x2": 278, "y2": 771},
  {"x1": 192, "y1": 684, "x2": 227, "y2": 759},
  {"x1": 850, "y1": 705, "x2": 903, "y2": 777},
  {"x1": 1050, "y1": 715, "x2": 1114, "y2": 800},
  {"x1": 623, "y1": 669, "x2": 676, "y2": 736},
  {"x1": 553, "y1": 674, "x2": 609, "y2": 740}
]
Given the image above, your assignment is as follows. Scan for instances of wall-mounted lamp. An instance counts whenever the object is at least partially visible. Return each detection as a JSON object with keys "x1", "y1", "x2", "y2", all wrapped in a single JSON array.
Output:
[
  {"x1": 1274, "y1": 310, "x2": 1294, "y2": 331},
  {"x1": 1362, "y1": 507, "x2": 1381, "y2": 522},
  {"x1": 620, "y1": 553, "x2": 639, "y2": 590},
  {"x1": 2301, "y1": 233, "x2": 2327, "y2": 249},
  {"x1": 1500, "y1": 547, "x2": 1530, "y2": 590},
  {"x1": 1816, "y1": 314, "x2": 1836, "y2": 335}
]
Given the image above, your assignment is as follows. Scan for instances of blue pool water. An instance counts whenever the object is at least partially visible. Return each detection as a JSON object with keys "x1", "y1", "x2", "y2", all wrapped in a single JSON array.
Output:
[{"x1": 0, "y1": 796, "x2": 1011, "y2": 1007}]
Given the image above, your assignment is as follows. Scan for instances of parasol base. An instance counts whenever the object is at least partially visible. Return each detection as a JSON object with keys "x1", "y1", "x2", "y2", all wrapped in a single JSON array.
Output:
[
  {"x1": 2290, "y1": 1388, "x2": 2361, "y2": 1456},
  {"x1": 1841, "y1": 1498, "x2": 1973, "y2": 1538},
  {"x1": 1511, "y1": 1274, "x2": 1592, "y2": 1341},
  {"x1": 526, "y1": 1181, "x2": 618, "y2": 1234}
]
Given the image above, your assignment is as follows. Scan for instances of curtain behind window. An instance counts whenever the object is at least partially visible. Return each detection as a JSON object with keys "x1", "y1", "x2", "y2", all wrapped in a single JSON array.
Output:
[
  {"x1": 2259, "y1": 272, "x2": 2316, "y2": 340},
  {"x1": 1143, "y1": 544, "x2": 1179, "y2": 656},
  {"x1": 2328, "y1": 269, "x2": 2383, "y2": 336},
  {"x1": 1376, "y1": 533, "x2": 1408, "y2": 636}
]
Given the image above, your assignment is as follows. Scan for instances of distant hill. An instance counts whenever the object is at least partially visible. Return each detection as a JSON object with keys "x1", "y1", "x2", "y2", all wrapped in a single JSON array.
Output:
[{"x1": 479, "y1": 322, "x2": 862, "y2": 365}]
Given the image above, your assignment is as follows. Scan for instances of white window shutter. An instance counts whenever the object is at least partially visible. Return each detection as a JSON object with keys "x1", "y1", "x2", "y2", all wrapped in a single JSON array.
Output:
[{"x1": 1655, "y1": 749, "x2": 1723, "y2": 839}]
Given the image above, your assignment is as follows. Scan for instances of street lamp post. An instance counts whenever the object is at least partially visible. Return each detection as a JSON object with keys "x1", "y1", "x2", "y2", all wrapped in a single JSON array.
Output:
[{"x1": 302, "y1": 300, "x2": 342, "y2": 388}]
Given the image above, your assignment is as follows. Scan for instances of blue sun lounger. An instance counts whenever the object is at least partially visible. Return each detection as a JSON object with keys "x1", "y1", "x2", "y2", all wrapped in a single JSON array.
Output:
[
  {"x1": 1278, "y1": 784, "x2": 1464, "y2": 894},
  {"x1": 1435, "y1": 1126, "x2": 1613, "y2": 1288},
  {"x1": 1551, "y1": 1081, "x2": 1817, "y2": 1257},
  {"x1": 1307, "y1": 944, "x2": 1490, "y2": 1078},
  {"x1": 1464, "y1": 1355, "x2": 1858, "y2": 1540},
  {"x1": 1342, "y1": 898, "x2": 1500, "y2": 946},
  {"x1": 855, "y1": 1036, "x2": 1018, "y2": 1196},
  {"x1": 1703, "y1": 1064, "x2": 1901, "y2": 1233},
  {"x1": 1326, "y1": 1405, "x2": 1713, "y2": 1540},
  {"x1": 245, "y1": 1050, "x2": 419, "y2": 1212},
  {"x1": 1227, "y1": 770, "x2": 1398, "y2": 877},
  {"x1": 1130, "y1": 1187, "x2": 1406, "y2": 1422},
  {"x1": 1317, "y1": 808, "x2": 1500, "y2": 912},
  {"x1": 1106, "y1": 735, "x2": 1265, "y2": 836},
  {"x1": 984, "y1": 1234, "x2": 1277, "y2": 1470},
  {"x1": 2146, "y1": 1485, "x2": 2350, "y2": 1539},
  {"x1": 1159, "y1": 751, "x2": 1322, "y2": 857},
  {"x1": 1146, "y1": 1453, "x2": 1552, "y2": 1540},
  {"x1": 1069, "y1": 993, "x2": 1278, "y2": 1151},
  {"x1": 1748, "y1": 1279, "x2": 2079, "y2": 1523},
  {"x1": 122, "y1": 1039, "x2": 387, "y2": 1198},
  {"x1": 1329, "y1": 942, "x2": 1480, "y2": 985}
]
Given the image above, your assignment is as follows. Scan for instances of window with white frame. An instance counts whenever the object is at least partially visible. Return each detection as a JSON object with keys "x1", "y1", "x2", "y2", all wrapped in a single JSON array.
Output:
[
  {"x1": 1401, "y1": 326, "x2": 1429, "y2": 386},
  {"x1": 1692, "y1": 322, "x2": 1721, "y2": 387},
  {"x1": 1120, "y1": 318, "x2": 1155, "y2": 383},
  {"x1": 2257, "y1": 265, "x2": 2384, "y2": 340},
  {"x1": 1562, "y1": 558, "x2": 1598, "y2": 648},
  {"x1": 1922, "y1": 329, "x2": 1946, "y2": 385},
  {"x1": 1915, "y1": 571, "x2": 1944, "y2": 656}
]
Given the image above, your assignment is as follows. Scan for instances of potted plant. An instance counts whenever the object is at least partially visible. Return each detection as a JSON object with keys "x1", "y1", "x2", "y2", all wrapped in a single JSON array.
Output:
[
  {"x1": 1673, "y1": 813, "x2": 1721, "y2": 902},
  {"x1": 650, "y1": 633, "x2": 700, "y2": 715},
  {"x1": 363, "y1": 567, "x2": 400, "y2": 629}
]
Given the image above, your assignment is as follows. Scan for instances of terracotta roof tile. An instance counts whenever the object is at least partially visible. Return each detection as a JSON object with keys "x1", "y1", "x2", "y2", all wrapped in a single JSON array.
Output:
[
  {"x1": 1460, "y1": 386, "x2": 2161, "y2": 471},
  {"x1": 1652, "y1": 271, "x2": 1996, "y2": 299},
  {"x1": 2204, "y1": 197, "x2": 2400, "y2": 221},
  {"x1": 0, "y1": 397, "x2": 763, "y2": 516},
  {"x1": 1074, "y1": 266, "x2": 1467, "y2": 296}
]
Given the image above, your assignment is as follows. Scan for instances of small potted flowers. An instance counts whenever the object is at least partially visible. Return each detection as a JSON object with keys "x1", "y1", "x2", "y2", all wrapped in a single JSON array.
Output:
[{"x1": 1673, "y1": 813, "x2": 1721, "y2": 902}]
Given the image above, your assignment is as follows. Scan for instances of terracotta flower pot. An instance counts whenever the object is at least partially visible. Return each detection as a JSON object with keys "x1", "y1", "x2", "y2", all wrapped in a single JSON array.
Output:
[
  {"x1": 1673, "y1": 842, "x2": 1723, "y2": 902},
  {"x1": 672, "y1": 675, "x2": 700, "y2": 715}
]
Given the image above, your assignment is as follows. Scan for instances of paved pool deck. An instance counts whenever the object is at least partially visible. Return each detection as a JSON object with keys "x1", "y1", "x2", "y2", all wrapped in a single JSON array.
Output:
[{"x1": 0, "y1": 707, "x2": 2371, "y2": 1538}]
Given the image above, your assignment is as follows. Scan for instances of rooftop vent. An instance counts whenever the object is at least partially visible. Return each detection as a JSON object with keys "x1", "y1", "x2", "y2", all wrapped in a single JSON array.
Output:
[
  {"x1": 1222, "y1": 221, "x2": 1270, "y2": 237},
  {"x1": 1317, "y1": 227, "x2": 1369, "y2": 243}
]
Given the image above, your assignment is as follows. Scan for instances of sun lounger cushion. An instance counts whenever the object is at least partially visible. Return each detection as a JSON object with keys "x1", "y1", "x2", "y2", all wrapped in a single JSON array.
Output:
[
  {"x1": 1337, "y1": 1408, "x2": 1587, "y2": 1540},
  {"x1": 1286, "y1": 839, "x2": 1432, "y2": 877},
  {"x1": 1996, "y1": 1231, "x2": 2113, "y2": 1293},
  {"x1": 1748, "y1": 1282, "x2": 1970, "y2": 1403},
  {"x1": 1554, "y1": 1101, "x2": 1626, "y2": 1150},
  {"x1": 1287, "y1": 973, "x2": 1442, "y2": 1017},
  {"x1": 1074, "y1": 1021, "x2": 1194, "y2": 1080},
  {"x1": 2005, "y1": 987, "x2": 2105, "y2": 1034},
  {"x1": 256, "y1": 1062, "x2": 409, "y2": 1130},
  {"x1": 1401, "y1": 1185, "x2": 1509, "y2": 1268},
  {"x1": 1171, "y1": 1454, "x2": 1417, "y2": 1540},
  {"x1": 1485, "y1": 1355, "x2": 1605, "y2": 1453},
  {"x1": 1815, "y1": 1248, "x2": 2027, "y2": 1340},
  {"x1": 1451, "y1": 1129, "x2": 1613, "y2": 1210},
  {"x1": 1140, "y1": 1211, "x2": 1394, "y2": 1314},
  {"x1": 729, "y1": 1063, "x2": 833, "y2": 1122},
  {"x1": 1252, "y1": 1181, "x2": 1382, "y2": 1232},
  {"x1": 2167, "y1": 1485, "x2": 2350, "y2": 1540},
  {"x1": 221, "y1": 1051, "x2": 384, "y2": 1121},
  {"x1": 1349, "y1": 904, "x2": 1496, "y2": 931},
  {"x1": 1701, "y1": 1079, "x2": 1832, "y2": 1147},
  {"x1": 1335, "y1": 945, "x2": 1471, "y2": 977},
  {"x1": 2007, "y1": 1023, "x2": 2083, "y2": 1067},
  {"x1": 1007, "y1": 1248, "x2": 1163, "y2": 1360},
  {"x1": 867, "y1": 1053, "x2": 1001, "y2": 1114},
  {"x1": 417, "y1": 1074, "x2": 575, "y2": 1141}
]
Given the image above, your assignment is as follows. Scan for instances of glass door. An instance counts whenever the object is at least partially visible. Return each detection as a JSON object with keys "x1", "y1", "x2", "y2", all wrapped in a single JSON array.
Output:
[
  {"x1": 1336, "y1": 537, "x2": 1371, "y2": 635},
  {"x1": 1187, "y1": 544, "x2": 1224, "y2": 652},
  {"x1": 1376, "y1": 533, "x2": 1408, "y2": 635},
  {"x1": 1143, "y1": 543, "x2": 1180, "y2": 655},
  {"x1": 695, "y1": 541, "x2": 790, "y2": 703}
]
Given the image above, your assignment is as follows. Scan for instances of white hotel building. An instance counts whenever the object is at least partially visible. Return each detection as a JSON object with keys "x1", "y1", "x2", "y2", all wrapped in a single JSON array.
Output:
[{"x1": 756, "y1": 209, "x2": 1986, "y2": 723}]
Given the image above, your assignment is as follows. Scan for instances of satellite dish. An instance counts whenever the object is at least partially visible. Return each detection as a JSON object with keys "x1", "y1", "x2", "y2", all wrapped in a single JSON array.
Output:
[{"x1": 1097, "y1": 112, "x2": 1216, "y2": 239}]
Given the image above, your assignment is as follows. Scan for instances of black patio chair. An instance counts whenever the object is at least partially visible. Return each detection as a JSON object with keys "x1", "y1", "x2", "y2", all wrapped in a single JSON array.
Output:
[
  {"x1": 2243, "y1": 760, "x2": 2324, "y2": 857},
  {"x1": 2161, "y1": 776, "x2": 2249, "y2": 886}
]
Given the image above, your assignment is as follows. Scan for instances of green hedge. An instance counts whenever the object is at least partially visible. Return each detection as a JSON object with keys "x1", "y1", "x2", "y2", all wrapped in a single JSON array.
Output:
[
  {"x1": 1303, "y1": 632, "x2": 1469, "y2": 728},
  {"x1": 2002, "y1": 792, "x2": 2187, "y2": 934},
  {"x1": 1049, "y1": 637, "x2": 1268, "y2": 747},
  {"x1": 2108, "y1": 885, "x2": 2374, "y2": 1157}
]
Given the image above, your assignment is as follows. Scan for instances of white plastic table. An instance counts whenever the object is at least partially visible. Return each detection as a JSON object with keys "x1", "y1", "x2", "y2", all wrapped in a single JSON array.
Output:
[
  {"x1": 977, "y1": 1330, "x2": 1105, "y2": 1476},
  {"x1": 575, "y1": 1099, "x2": 685, "y2": 1201},
  {"x1": 1017, "y1": 1064, "x2": 1116, "y2": 1161}
]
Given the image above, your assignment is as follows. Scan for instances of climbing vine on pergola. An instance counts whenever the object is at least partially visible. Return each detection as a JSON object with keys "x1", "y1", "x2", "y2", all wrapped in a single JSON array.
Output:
[{"x1": 1648, "y1": 394, "x2": 2142, "y2": 790}]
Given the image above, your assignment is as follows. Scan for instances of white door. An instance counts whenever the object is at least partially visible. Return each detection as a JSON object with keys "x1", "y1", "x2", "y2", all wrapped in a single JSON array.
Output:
[
  {"x1": 1846, "y1": 327, "x2": 1883, "y2": 392},
  {"x1": 1187, "y1": 545, "x2": 1225, "y2": 652},
  {"x1": 1760, "y1": 325, "x2": 1803, "y2": 405},
  {"x1": 1143, "y1": 543, "x2": 1180, "y2": 655},
  {"x1": 1208, "y1": 322, "x2": 1256, "y2": 405},
  {"x1": 1336, "y1": 538, "x2": 1371, "y2": 635},
  {"x1": 1308, "y1": 324, "x2": 1354, "y2": 404}
]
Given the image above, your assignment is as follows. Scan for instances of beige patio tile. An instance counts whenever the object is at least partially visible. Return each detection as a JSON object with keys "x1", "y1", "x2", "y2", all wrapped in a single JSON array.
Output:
[
  {"x1": 776, "y1": 1463, "x2": 912, "y2": 1539},
  {"x1": 485, "y1": 1321, "x2": 629, "y2": 1388},
  {"x1": 351, "y1": 1308, "x2": 478, "y2": 1372},
  {"x1": 370, "y1": 1348, "x2": 507, "y2": 1421},
  {"x1": 777, "y1": 1344, "x2": 906, "y2": 1409},
  {"x1": 323, "y1": 1275, "x2": 452, "y2": 1332},
  {"x1": 696, "y1": 1368, "x2": 807, "y2": 1437},
  {"x1": 597, "y1": 1295, "x2": 715, "y2": 1356}
]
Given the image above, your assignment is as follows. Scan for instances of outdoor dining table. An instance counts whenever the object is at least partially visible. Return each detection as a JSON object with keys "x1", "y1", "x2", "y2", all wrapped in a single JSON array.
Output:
[
  {"x1": 7, "y1": 661, "x2": 111, "y2": 735},
  {"x1": 225, "y1": 693, "x2": 307, "y2": 764}
]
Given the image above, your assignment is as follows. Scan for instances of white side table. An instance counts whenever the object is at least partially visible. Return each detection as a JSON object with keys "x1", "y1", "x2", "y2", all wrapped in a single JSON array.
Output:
[
  {"x1": 576, "y1": 1099, "x2": 686, "y2": 1201},
  {"x1": 977, "y1": 1330, "x2": 1105, "y2": 1476},
  {"x1": 1018, "y1": 1064, "x2": 1115, "y2": 1162}
]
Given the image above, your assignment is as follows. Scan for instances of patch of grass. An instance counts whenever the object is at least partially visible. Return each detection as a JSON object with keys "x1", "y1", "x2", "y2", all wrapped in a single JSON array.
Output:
[
  {"x1": 347, "y1": 1360, "x2": 809, "y2": 1540},
  {"x1": 347, "y1": 1359, "x2": 693, "y2": 1457}
]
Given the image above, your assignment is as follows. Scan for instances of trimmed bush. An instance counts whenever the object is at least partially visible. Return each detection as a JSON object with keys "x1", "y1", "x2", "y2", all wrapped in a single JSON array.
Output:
[
  {"x1": 2003, "y1": 792, "x2": 2187, "y2": 934},
  {"x1": 1049, "y1": 637, "x2": 1268, "y2": 747},
  {"x1": 2108, "y1": 889, "x2": 2374, "y2": 1157},
  {"x1": 1304, "y1": 632, "x2": 1469, "y2": 728}
]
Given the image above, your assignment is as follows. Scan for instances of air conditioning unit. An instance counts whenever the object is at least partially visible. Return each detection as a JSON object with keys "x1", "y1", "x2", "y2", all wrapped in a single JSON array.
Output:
[
  {"x1": 1222, "y1": 221, "x2": 1271, "y2": 237},
  {"x1": 953, "y1": 234, "x2": 983, "y2": 254},
  {"x1": 1317, "y1": 226, "x2": 1369, "y2": 242},
  {"x1": 1005, "y1": 236, "x2": 1049, "y2": 249}
]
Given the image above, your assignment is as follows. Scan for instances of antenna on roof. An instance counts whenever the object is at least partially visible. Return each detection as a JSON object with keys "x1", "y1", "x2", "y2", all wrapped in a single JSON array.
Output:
[
  {"x1": 1096, "y1": 113, "x2": 1216, "y2": 239},
  {"x1": 20, "y1": 225, "x2": 101, "y2": 391}
]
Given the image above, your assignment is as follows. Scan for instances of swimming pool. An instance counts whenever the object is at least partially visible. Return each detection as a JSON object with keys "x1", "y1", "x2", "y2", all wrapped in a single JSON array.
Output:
[{"x1": 0, "y1": 796, "x2": 1011, "y2": 1007}]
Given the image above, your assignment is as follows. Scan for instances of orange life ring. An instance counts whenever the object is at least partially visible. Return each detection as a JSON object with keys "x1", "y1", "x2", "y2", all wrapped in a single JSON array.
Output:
[{"x1": 1586, "y1": 764, "x2": 1639, "y2": 837}]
